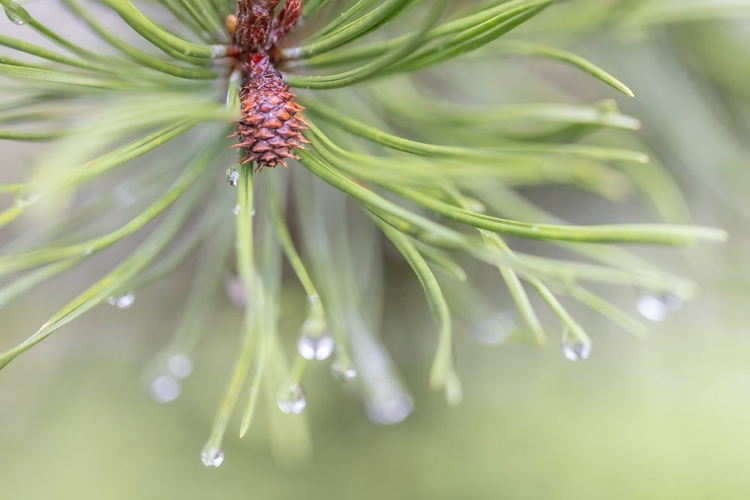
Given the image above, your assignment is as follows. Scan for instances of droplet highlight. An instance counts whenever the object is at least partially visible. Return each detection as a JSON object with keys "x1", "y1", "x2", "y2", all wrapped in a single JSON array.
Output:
[
  {"x1": 108, "y1": 293, "x2": 135, "y2": 309},
  {"x1": 297, "y1": 333, "x2": 335, "y2": 361},
  {"x1": 365, "y1": 393, "x2": 413, "y2": 426},
  {"x1": 473, "y1": 311, "x2": 515, "y2": 345},
  {"x1": 200, "y1": 446, "x2": 225, "y2": 468},
  {"x1": 225, "y1": 167, "x2": 239, "y2": 187},
  {"x1": 277, "y1": 384, "x2": 307, "y2": 414},
  {"x1": 149, "y1": 374, "x2": 181, "y2": 403},
  {"x1": 4, "y1": 7, "x2": 26, "y2": 25},
  {"x1": 168, "y1": 354, "x2": 193, "y2": 379},
  {"x1": 331, "y1": 359, "x2": 357, "y2": 382},
  {"x1": 636, "y1": 293, "x2": 682, "y2": 322},
  {"x1": 562, "y1": 341, "x2": 592, "y2": 362}
]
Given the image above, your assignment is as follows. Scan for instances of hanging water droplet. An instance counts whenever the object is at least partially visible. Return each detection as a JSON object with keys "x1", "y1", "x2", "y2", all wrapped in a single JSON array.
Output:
[
  {"x1": 250, "y1": 208, "x2": 256, "y2": 216},
  {"x1": 277, "y1": 384, "x2": 307, "y2": 414},
  {"x1": 149, "y1": 374, "x2": 181, "y2": 403},
  {"x1": 473, "y1": 311, "x2": 515, "y2": 345},
  {"x1": 4, "y1": 7, "x2": 26, "y2": 25},
  {"x1": 224, "y1": 275, "x2": 246, "y2": 309},
  {"x1": 232, "y1": 204, "x2": 240, "y2": 216},
  {"x1": 562, "y1": 341, "x2": 592, "y2": 362},
  {"x1": 365, "y1": 393, "x2": 413, "y2": 425},
  {"x1": 225, "y1": 167, "x2": 239, "y2": 187},
  {"x1": 297, "y1": 333, "x2": 335, "y2": 361},
  {"x1": 331, "y1": 359, "x2": 357, "y2": 382},
  {"x1": 466, "y1": 198, "x2": 486, "y2": 214},
  {"x1": 168, "y1": 354, "x2": 193, "y2": 379},
  {"x1": 115, "y1": 184, "x2": 137, "y2": 206},
  {"x1": 210, "y1": 44, "x2": 228, "y2": 58},
  {"x1": 636, "y1": 293, "x2": 682, "y2": 322},
  {"x1": 84, "y1": 247, "x2": 94, "y2": 256},
  {"x1": 200, "y1": 446, "x2": 225, "y2": 467},
  {"x1": 108, "y1": 293, "x2": 135, "y2": 309}
]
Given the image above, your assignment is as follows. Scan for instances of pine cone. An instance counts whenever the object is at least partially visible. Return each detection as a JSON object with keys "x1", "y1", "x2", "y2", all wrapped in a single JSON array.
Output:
[{"x1": 232, "y1": 57, "x2": 308, "y2": 171}]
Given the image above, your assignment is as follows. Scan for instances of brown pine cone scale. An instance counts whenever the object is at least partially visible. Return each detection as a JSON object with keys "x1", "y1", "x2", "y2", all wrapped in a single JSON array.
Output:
[{"x1": 232, "y1": 56, "x2": 308, "y2": 171}]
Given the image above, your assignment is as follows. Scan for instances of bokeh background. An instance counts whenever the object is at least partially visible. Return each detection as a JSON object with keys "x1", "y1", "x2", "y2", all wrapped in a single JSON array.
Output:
[{"x1": 2, "y1": 2, "x2": 750, "y2": 499}]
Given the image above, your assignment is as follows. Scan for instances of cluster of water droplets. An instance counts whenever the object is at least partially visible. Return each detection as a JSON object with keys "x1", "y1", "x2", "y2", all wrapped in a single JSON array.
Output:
[
  {"x1": 636, "y1": 293, "x2": 682, "y2": 322},
  {"x1": 148, "y1": 354, "x2": 194, "y2": 404},
  {"x1": 231, "y1": 204, "x2": 255, "y2": 217},
  {"x1": 108, "y1": 293, "x2": 135, "y2": 309}
]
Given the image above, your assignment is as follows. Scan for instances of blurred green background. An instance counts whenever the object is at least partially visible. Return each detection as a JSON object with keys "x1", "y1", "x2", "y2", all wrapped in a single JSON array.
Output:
[{"x1": 3, "y1": 2, "x2": 750, "y2": 499}]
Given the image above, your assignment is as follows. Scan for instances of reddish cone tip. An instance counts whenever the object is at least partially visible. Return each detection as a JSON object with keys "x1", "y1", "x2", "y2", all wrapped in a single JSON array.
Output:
[{"x1": 229, "y1": 0, "x2": 307, "y2": 171}]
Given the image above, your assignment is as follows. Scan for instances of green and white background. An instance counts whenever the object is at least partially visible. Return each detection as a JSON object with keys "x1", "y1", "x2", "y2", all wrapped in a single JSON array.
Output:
[{"x1": 2, "y1": 1, "x2": 750, "y2": 498}]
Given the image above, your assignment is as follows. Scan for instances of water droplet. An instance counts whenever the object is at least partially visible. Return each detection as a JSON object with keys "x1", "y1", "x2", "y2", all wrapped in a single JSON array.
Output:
[
  {"x1": 297, "y1": 333, "x2": 335, "y2": 361},
  {"x1": 84, "y1": 247, "x2": 94, "y2": 256},
  {"x1": 365, "y1": 393, "x2": 413, "y2": 425},
  {"x1": 200, "y1": 446, "x2": 225, "y2": 467},
  {"x1": 225, "y1": 167, "x2": 239, "y2": 187},
  {"x1": 277, "y1": 384, "x2": 306, "y2": 414},
  {"x1": 210, "y1": 44, "x2": 228, "y2": 58},
  {"x1": 115, "y1": 184, "x2": 137, "y2": 206},
  {"x1": 232, "y1": 204, "x2": 240, "y2": 216},
  {"x1": 562, "y1": 341, "x2": 592, "y2": 362},
  {"x1": 107, "y1": 293, "x2": 135, "y2": 309},
  {"x1": 331, "y1": 359, "x2": 357, "y2": 382},
  {"x1": 636, "y1": 293, "x2": 682, "y2": 322},
  {"x1": 473, "y1": 311, "x2": 515, "y2": 345},
  {"x1": 168, "y1": 354, "x2": 193, "y2": 379},
  {"x1": 467, "y1": 199, "x2": 486, "y2": 213},
  {"x1": 224, "y1": 275, "x2": 246, "y2": 309},
  {"x1": 4, "y1": 7, "x2": 26, "y2": 25},
  {"x1": 149, "y1": 374, "x2": 180, "y2": 403}
]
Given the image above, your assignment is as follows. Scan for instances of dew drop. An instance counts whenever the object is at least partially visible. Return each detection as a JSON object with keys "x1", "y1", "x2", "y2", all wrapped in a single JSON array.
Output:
[
  {"x1": 636, "y1": 293, "x2": 682, "y2": 322},
  {"x1": 224, "y1": 275, "x2": 246, "y2": 309},
  {"x1": 4, "y1": 7, "x2": 26, "y2": 25},
  {"x1": 168, "y1": 354, "x2": 193, "y2": 379},
  {"x1": 149, "y1": 374, "x2": 181, "y2": 403},
  {"x1": 467, "y1": 199, "x2": 486, "y2": 214},
  {"x1": 225, "y1": 167, "x2": 239, "y2": 187},
  {"x1": 331, "y1": 359, "x2": 357, "y2": 382},
  {"x1": 473, "y1": 311, "x2": 515, "y2": 345},
  {"x1": 562, "y1": 341, "x2": 592, "y2": 362},
  {"x1": 200, "y1": 446, "x2": 225, "y2": 468},
  {"x1": 277, "y1": 384, "x2": 307, "y2": 414},
  {"x1": 115, "y1": 184, "x2": 137, "y2": 206},
  {"x1": 232, "y1": 204, "x2": 240, "y2": 216},
  {"x1": 297, "y1": 333, "x2": 335, "y2": 361},
  {"x1": 84, "y1": 247, "x2": 94, "y2": 256},
  {"x1": 365, "y1": 393, "x2": 413, "y2": 426},
  {"x1": 108, "y1": 293, "x2": 135, "y2": 309},
  {"x1": 209, "y1": 44, "x2": 228, "y2": 58}
]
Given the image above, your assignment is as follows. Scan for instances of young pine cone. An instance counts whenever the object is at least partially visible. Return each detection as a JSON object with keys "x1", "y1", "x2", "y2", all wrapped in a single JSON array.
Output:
[{"x1": 232, "y1": 56, "x2": 308, "y2": 171}]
